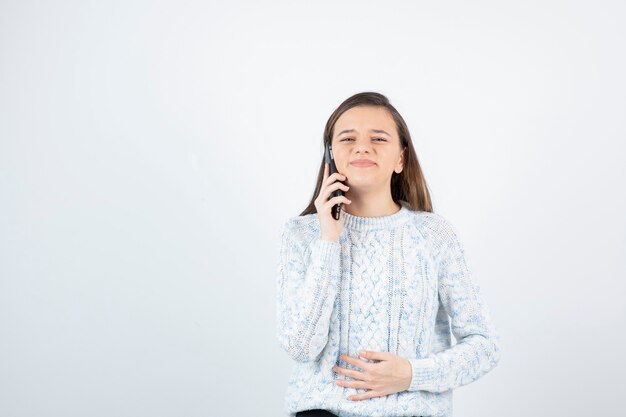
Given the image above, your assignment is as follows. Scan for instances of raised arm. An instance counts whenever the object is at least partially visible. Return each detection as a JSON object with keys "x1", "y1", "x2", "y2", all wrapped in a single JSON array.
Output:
[
  {"x1": 275, "y1": 219, "x2": 342, "y2": 362},
  {"x1": 407, "y1": 216, "x2": 501, "y2": 392}
]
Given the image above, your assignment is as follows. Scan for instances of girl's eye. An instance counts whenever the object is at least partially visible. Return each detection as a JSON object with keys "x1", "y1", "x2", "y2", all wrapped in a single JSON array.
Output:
[{"x1": 340, "y1": 137, "x2": 387, "y2": 142}]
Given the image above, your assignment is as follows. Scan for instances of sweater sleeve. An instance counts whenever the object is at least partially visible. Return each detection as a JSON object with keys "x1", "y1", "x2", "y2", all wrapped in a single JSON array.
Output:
[
  {"x1": 407, "y1": 217, "x2": 501, "y2": 392},
  {"x1": 275, "y1": 219, "x2": 342, "y2": 362}
]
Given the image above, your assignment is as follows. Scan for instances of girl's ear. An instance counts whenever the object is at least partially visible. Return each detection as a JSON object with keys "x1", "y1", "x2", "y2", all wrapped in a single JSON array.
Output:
[{"x1": 395, "y1": 148, "x2": 406, "y2": 173}]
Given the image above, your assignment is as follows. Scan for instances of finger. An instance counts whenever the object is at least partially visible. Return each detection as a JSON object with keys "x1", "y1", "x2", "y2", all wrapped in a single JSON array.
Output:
[
  {"x1": 359, "y1": 350, "x2": 390, "y2": 361},
  {"x1": 348, "y1": 390, "x2": 383, "y2": 401},
  {"x1": 317, "y1": 173, "x2": 348, "y2": 209},
  {"x1": 334, "y1": 379, "x2": 369, "y2": 390},
  {"x1": 321, "y1": 181, "x2": 350, "y2": 201},
  {"x1": 324, "y1": 171, "x2": 346, "y2": 188},
  {"x1": 323, "y1": 196, "x2": 351, "y2": 211},
  {"x1": 322, "y1": 182, "x2": 349, "y2": 202},
  {"x1": 335, "y1": 366, "x2": 367, "y2": 382},
  {"x1": 340, "y1": 353, "x2": 372, "y2": 370}
]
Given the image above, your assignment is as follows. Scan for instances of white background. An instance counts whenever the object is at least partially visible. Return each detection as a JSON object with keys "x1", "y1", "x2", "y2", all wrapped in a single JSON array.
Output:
[{"x1": 1, "y1": 1, "x2": 624, "y2": 416}]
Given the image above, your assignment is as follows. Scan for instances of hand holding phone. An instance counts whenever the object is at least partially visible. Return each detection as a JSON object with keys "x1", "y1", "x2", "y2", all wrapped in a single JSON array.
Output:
[
  {"x1": 324, "y1": 144, "x2": 346, "y2": 220},
  {"x1": 314, "y1": 145, "x2": 351, "y2": 242}
]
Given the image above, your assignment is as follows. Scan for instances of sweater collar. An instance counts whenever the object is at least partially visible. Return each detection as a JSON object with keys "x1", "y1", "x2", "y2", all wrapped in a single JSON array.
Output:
[{"x1": 342, "y1": 200, "x2": 412, "y2": 231}]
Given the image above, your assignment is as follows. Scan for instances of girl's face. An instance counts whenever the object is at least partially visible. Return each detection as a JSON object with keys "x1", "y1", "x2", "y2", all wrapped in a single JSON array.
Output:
[{"x1": 331, "y1": 105, "x2": 405, "y2": 192}]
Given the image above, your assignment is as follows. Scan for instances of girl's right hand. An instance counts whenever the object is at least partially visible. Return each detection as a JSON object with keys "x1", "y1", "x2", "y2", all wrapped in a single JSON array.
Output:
[{"x1": 315, "y1": 162, "x2": 352, "y2": 242}]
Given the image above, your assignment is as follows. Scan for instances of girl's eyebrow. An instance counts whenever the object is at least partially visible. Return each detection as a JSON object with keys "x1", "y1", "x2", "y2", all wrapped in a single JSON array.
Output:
[{"x1": 337, "y1": 129, "x2": 391, "y2": 136}]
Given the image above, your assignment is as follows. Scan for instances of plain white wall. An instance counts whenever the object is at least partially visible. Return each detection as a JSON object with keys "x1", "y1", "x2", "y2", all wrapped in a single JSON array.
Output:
[{"x1": 1, "y1": 1, "x2": 624, "y2": 416}]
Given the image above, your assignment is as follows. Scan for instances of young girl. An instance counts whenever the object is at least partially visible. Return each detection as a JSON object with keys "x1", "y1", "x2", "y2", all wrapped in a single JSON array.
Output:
[{"x1": 275, "y1": 92, "x2": 501, "y2": 417}]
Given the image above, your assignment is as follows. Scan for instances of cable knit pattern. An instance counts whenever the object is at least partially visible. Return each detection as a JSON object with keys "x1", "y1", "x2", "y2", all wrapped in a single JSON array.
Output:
[{"x1": 275, "y1": 200, "x2": 501, "y2": 417}]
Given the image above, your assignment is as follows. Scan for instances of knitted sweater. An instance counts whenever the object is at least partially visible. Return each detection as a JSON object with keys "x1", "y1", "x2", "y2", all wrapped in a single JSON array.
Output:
[{"x1": 275, "y1": 200, "x2": 501, "y2": 417}]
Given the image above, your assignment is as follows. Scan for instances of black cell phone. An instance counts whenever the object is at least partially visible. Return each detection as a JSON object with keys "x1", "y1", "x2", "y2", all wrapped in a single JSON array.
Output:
[{"x1": 324, "y1": 143, "x2": 344, "y2": 220}]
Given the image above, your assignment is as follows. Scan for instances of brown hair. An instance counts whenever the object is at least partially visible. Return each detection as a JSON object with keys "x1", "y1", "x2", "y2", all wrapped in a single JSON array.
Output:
[{"x1": 299, "y1": 91, "x2": 434, "y2": 216}]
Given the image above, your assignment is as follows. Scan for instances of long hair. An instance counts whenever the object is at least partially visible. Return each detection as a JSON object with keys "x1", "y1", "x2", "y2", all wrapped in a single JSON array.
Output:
[{"x1": 299, "y1": 91, "x2": 434, "y2": 216}]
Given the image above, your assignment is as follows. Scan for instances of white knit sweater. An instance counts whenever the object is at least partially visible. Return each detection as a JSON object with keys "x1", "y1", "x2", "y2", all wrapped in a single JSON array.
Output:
[{"x1": 275, "y1": 200, "x2": 501, "y2": 417}]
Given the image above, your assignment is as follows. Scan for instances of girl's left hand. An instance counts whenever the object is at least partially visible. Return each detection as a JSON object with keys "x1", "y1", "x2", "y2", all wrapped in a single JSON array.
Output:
[{"x1": 332, "y1": 350, "x2": 412, "y2": 401}]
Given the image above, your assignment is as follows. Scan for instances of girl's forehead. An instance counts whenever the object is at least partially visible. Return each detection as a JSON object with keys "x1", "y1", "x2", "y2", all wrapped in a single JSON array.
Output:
[{"x1": 335, "y1": 109, "x2": 395, "y2": 133}]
